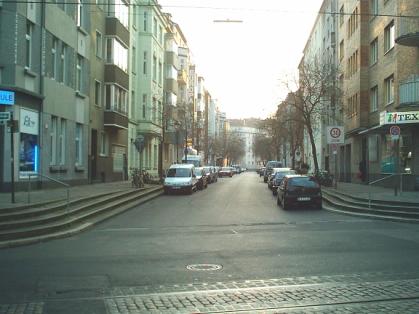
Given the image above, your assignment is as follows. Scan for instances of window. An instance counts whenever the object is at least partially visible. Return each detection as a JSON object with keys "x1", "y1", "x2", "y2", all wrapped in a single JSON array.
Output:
[
  {"x1": 50, "y1": 116, "x2": 57, "y2": 165},
  {"x1": 59, "y1": 119, "x2": 66, "y2": 165},
  {"x1": 132, "y1": 46, "x2": 136, "y2": 73},
  {"x1": 158, "y1": 61, "x2": 162, "y2": 84},
  {"x1": 384, "y1": 21, "x2": 395, "y2": 53},
  {"x1": 60, "y1": 44, "x2": 67, "y2": 83},
  {"x1": 153, "y1": 17, "x2": 157, "y2": 37},
  {"x1": 347, "y1": 7, "x2": 358, "y2": 37},
  {"x1": 143, "y1": 51, "x2": 147, "y2": 75},
  {"x1": 370, "y1": 0, "x2": 378, "y2": 17},
  {"x1": 152, "y1": 98, "x2": 156, "y2": 122},
  {"x1": 77, "y1": 0, "x2": 83, "y2": 28},
  {"x1": 25, "y1": 21, "x2": 32, "y2": 69},
  {"x1": 76, "y1": 55, "x2": 83, "y2": 92},
  {"x1": 131, "y1": 91, "x2": 135, "y2": 117},
  {"x1": 108, "y1": 0, "x2": 128, "y2": 28},
  {"x1": 153, "y1": 145, "x2": 158, "y2": 169},
  {"x1": 143, "y1": 11, "x2": 148, "y2": 31},
  {"x1": 142, "y1": 94, "x2": 147, "y2": 119},
  {"x1": 153, "y1": 55, "x2": 157, "y2": 81},
  {"x1": 105, "y1": 84, "x2": 128, "y2": 114},
  {"x1": 370, "y1": 86, "x2": 378, "y2": 112},
  {"x1": 96, "y1": 31, "x2": 103, "y2": 58},
  {"x1": 370, "y1": 38, "x2": 378, "y2": 65},
  {"x1": 384, "y1": 75, "x2": 394, "y2": 105},
  {"x1": 51, "y1": 37, "x2": 57, "y2": 79},
  {"x1": 339, "y1": 40, "x2": 344, "y2": 61},
  {"x1": 100, "y1": 132, "x2": 108, "y2": 156},
  {"x1": 75, "y1": 124, "x2": 83, "y2": 165},
  {"x1": 95, "y1": 80, "x2": 101, "y2": 106},
  {"x1": 339, "y1": 5, "x2": 344, "y2": 26},
  {"x1": 105, "y1": 37, "x2": 128, "y2": 72}
]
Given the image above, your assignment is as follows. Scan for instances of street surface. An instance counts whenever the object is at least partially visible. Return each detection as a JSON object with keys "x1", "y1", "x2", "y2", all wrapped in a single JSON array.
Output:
[{"x1": 1, "y1": 172, "x2": 419, "y2": 313}]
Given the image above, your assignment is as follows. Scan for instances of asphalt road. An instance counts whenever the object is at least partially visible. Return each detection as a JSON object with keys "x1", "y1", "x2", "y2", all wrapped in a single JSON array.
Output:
[{"x1": 1, "y1": 172, "x2": 419, "y2": 313}]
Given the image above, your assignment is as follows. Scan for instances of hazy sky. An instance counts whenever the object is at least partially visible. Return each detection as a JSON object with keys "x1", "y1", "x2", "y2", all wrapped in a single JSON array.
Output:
[{"x1": 159, "y1": 0, "x2": 324, "y2": 119}]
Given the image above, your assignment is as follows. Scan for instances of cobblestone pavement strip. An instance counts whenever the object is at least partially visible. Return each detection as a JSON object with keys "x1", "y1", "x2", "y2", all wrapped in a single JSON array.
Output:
[
  {"x1": 0, "y1": 303, "x2": 43, "y2": 314},
  {"x1": 105, "y1": 278, "x2": 419, "y2": 314}
]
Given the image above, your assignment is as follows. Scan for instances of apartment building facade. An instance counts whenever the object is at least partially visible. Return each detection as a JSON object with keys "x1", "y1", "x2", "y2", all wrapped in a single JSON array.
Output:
[
  {"x1": 337, "y1": 0, "x2": 419, "y2": 187},
  {"x1": 0, "y1": 1, "x2": 90, "y2": 191},
  {"x1": 90, "y1": 0, "x2": 130, "y2": 183},
  {"x1": 300, "y1": 0, "x2": 339, "y2": 177},
  {"x1": 132, "y1": 0, "x2": 166, "y2": 177}
]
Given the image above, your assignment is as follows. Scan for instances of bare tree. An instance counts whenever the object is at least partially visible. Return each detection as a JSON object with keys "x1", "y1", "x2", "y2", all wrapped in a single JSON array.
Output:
[{"x1": 282, "y1": 61, "x2": 342, "y2": 173}]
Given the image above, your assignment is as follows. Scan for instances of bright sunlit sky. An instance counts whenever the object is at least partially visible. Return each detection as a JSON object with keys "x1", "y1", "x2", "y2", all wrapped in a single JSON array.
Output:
[{"x1": 159, "y1": 0, "x2": 324, "y2": 119}]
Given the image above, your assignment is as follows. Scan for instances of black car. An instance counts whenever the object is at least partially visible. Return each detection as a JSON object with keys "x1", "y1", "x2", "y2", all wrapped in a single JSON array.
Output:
[
  {"x1": 271, "y1": 169, "x2": 297, "y2": 195},
  {"x1": 277, "y1": 175, "x2": 322, "y2": 210}
]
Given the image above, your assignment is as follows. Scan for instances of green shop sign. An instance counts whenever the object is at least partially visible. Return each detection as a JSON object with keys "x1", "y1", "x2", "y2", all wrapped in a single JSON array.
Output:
[{"x1": 380, "y1": 111, "x2": 419, "y2": 125}]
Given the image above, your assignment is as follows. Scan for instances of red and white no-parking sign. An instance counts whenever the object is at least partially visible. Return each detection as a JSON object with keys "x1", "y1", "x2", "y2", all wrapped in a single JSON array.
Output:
[
  {"x1": 389, "y1": 125, "x2": 400, "y2": 140},
  {"x1": 326, "y1": 126, "x2": 344, "y2": 144}
]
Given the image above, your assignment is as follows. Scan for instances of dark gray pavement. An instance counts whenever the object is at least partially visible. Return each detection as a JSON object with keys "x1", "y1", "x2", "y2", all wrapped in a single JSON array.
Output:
[{"x1": 1, "y1": 172, "x2": 419, "y2": 313}]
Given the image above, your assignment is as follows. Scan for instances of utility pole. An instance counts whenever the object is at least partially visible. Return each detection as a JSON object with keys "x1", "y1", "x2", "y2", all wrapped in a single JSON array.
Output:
[{"x1": 9, "y1": 112, "x2": 15, "y2": 203}]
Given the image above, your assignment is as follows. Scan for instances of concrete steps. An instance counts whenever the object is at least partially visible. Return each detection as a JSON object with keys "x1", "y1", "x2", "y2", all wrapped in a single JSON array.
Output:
[
  {"x1": 322, "y1": 188, "x2": 419, "y2": 223},
  {"x1": 0, "y1": 186, "x2": 163, "y2": 248}
]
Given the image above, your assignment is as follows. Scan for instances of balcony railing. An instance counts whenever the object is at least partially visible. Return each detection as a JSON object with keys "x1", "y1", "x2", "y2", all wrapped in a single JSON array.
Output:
[
  {"x1": 399, "y1": 75, "x2": 419, "y2": 106},
  {"x1": 396, "y1": 17, "x2": 419, "y2": 47}
]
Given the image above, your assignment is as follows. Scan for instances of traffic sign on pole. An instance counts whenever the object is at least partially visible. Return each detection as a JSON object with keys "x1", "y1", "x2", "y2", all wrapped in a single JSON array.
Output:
[
  {"x1": 326, "y1": 126, "x2": 344, "y2": 144},
  {"x1": 390, "y1": 125, "x2": 400, "y2": 141}
]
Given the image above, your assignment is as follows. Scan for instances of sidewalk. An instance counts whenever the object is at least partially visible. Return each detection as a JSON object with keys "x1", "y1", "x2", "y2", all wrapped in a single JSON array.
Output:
[
  {"x1": 0, "y1": 181, "x2": 157, "y2": 210},
  {"x1": 331, "y1": 182, "x2": 419, "y2": 204}
]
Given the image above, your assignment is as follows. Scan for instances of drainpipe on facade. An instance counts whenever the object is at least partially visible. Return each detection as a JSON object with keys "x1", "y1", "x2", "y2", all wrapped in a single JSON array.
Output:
[{"x1": 39, "y1": 0, "x2": 46, "y2": 187}]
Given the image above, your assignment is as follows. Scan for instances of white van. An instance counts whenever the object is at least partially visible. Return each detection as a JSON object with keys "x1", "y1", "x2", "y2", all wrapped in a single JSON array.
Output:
[{"x1": 164, "y1": 164, "x2": 198, "y2": 194}]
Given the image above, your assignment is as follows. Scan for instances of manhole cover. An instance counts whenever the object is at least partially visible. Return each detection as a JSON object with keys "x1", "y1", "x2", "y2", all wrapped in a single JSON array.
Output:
[{"x1": 186, "y1": 264, "x2": 223, "y2": 271}]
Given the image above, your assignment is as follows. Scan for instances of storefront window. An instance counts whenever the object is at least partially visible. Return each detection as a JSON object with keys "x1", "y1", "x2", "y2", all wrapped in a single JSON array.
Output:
[
  {"x1": 381, "y1": 135, "x2": 396, "y2": 173},
  {"x1": 19, "y1": 109, "x2": 39, "y2": 178}
]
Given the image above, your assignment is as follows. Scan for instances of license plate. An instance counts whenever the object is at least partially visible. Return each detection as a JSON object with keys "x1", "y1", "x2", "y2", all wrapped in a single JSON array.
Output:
[
  {"x1": 172, "y1": 186, "x2": 181, "y2": 189},
  {"x1": 297, "y1": 197, "x2": 310, "y2": 201}
]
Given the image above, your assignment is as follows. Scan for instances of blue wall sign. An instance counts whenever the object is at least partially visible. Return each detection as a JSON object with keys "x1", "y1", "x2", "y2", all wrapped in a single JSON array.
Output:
[{"x1": 0, "y1": 90, "x2": 15, "y2": 105}]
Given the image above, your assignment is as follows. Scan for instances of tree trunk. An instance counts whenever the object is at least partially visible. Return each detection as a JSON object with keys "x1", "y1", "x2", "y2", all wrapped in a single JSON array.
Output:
[{"x1": 307, "y1": 125, "x2": 319, "y2": 173}]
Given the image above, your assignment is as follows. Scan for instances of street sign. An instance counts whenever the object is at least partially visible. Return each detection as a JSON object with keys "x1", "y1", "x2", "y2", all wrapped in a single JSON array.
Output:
[
  {"x1": 390, "y1": 125, "x2": 400, "y2": 140},
  {"x1": 0, "y1": 90, "x2": 15, "y2": 106},
  {"x1": 0, "y1": 112, "x2": 11, "y2": 122},
  {"x1": 326, "y1": 126, "x2": 344, "y2": 144},
  {"x1": 380, "y1": 111, "x2": 419, "y2": 125}
]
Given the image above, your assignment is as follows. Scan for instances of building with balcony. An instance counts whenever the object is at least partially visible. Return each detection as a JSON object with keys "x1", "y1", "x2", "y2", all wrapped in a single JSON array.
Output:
[
  {"x1": 0, "y1": 1, "x2": 90, "y2": 190},
  {"x1": 305, "y1": 0, "x2": 419, "y2": 188},
  {"x1": 89, "y1": 0, "x2": 129, "y2": 183}
]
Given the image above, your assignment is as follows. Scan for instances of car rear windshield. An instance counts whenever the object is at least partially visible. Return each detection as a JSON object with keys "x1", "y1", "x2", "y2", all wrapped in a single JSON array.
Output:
[
  {"x1": 288, "y1": 177, "x2": 319, "y2": 188},
  {"x1": 275, "y1": 170, "x2": 296, "y2": 179},
  {"x1": 167, "y1": 168, "x2": 191, "y2": 178}
]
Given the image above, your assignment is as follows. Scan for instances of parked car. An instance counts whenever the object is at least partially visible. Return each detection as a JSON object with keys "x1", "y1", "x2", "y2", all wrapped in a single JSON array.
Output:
[
  {"x1": 219, "y1": 167, "x2": 234, "y2": 177},
  {"x1": 276, "y1": 175, "x2": 322, "y2": 210},
  {"x1": 163, "y1": 164, "x2": 198, "y2": 195},
  {"x1": 259, "y1": 167, "x2": 266, "y2": 177},
  {"x1": 263, "y1": 161, "x2": 283, "y2": 182},
  {"x1": 203, "y1": 166, "x2": 217, "y2": 183},
  {"x1": 271, "y1": 169, "x2": 297, "y2": 195},
  {"x1": 195, "y1": 167, "x2": 208, "y2": 190}
]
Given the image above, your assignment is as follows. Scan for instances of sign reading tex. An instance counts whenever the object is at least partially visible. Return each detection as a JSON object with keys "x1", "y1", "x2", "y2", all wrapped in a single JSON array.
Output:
[{"x1": 380, "y1": 111, "x2": 419, "y2": 125}]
